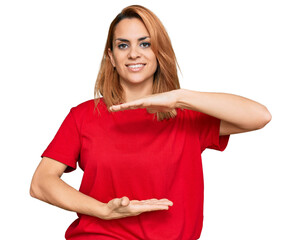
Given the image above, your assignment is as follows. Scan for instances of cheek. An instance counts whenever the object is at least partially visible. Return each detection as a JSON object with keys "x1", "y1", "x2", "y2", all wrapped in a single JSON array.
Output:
[
  {"x1": 148, "y1": 53, "x2": 157, "y2": 69},
  {"x1": 113, "y1": 53, "x2": 125, "y2": 67},
  {"x1": 151, "y1": 57, "x2": 158, "y2": 72}
]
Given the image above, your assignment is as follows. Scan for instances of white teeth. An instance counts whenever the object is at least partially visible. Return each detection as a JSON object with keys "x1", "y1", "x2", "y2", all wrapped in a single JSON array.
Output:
[{"x1": 128, "y1": 64, "x2": 144, "y2": 68}]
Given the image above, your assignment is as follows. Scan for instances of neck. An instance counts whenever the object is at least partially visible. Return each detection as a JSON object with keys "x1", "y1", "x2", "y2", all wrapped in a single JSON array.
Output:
[{"x1": 120, "y1": 78, "x2": 153, "y2": 103}]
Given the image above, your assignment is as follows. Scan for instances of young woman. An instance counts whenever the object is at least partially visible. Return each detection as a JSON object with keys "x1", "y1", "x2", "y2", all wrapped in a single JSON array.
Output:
[{"x1": 30, "y1": 5, "x2": 271, "y2": 240}]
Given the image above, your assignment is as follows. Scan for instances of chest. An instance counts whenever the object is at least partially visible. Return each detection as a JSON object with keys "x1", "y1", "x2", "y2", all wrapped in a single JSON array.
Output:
[{"x1": 79, "y1": 111, "x2": 199, "y2": 173}]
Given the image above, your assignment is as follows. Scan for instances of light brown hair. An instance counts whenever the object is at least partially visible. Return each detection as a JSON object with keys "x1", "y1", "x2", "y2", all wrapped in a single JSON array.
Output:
[{"x1": 94, "y1": 5, "x2": 181, "y2": 121}]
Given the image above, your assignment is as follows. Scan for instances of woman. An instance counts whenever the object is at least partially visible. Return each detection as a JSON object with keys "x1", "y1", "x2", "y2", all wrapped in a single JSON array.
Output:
[{"x1": 30, "y1": 5, "x2": 271, "y2": 240}]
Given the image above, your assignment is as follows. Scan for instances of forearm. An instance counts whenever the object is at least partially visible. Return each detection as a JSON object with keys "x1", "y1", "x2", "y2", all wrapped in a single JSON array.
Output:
[
  {"x1": 174, "y1": 88, "x2": 271, "y2": 130},
  {"x1": 30, "y1": 174, "x2": 107, "y2": 219}
]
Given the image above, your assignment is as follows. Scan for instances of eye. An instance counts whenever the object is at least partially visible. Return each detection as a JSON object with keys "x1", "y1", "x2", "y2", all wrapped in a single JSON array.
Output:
[
  {"x1": 118, "y1": 43, "x2": 128, "y2": 49},
  {"x1": 140, "y1": 42, "x2": 151, "y2": 48}
]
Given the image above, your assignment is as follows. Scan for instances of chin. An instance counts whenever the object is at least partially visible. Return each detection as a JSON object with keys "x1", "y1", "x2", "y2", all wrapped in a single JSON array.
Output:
[{"x1": 120, "y1": 75, "x2": 153, "y2": 84}]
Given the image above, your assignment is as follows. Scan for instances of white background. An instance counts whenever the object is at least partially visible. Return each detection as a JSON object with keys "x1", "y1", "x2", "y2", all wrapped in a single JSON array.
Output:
[{"x1": 1, "y1": 0, "x2": 300, "y2": 239}]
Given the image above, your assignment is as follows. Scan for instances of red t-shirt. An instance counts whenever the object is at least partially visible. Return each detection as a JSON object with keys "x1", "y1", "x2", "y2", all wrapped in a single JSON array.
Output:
[{"x1": 41, "y1": 98, "x2": 230, "y2": 240}]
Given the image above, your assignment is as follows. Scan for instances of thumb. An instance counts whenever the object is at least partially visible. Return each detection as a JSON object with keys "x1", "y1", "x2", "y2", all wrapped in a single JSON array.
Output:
[{"x1": 120, "y1": 196, "x2": 130, "y2": 206}]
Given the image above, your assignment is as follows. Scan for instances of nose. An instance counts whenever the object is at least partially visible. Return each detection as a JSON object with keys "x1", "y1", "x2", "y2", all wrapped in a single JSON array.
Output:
[{"x1": 127, "y1": 46, "x2": 141, "y2": 59}]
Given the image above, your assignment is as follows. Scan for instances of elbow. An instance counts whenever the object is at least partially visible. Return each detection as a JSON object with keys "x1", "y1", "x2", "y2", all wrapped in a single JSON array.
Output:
[
  {"x1": 260, "y1": 106, "x2": 272, "y2": 128},
  {"x1": 30, "y1": 175, "x2": 44, "y2": 200},
  {"x1": 243, "y1": 106, "x2": 272, "y2": 131},
  {"x1": 255, "y1": 106, "x2": 272, "y2": 130},
  {"x1": 30, "y1": 179, "x2": 38, "y2": 199},
  {"x1": 30, "y1": 187, "x2": 36, "y2": 198}
]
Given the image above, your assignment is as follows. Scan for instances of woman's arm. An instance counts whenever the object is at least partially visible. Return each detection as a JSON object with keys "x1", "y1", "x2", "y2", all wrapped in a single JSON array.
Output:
[
  {"x1": 30, "y1": 157, "x2": 107, "y2": 218},
  {"x1": 108, "y1": 88, "x2": 271, "y2": 135},
  {"x1": 30, "y1": 157, "x2": 173, "y2": 220},
  {"x1": 174, "y1": 89, "x2": 272, "y2": 135}
]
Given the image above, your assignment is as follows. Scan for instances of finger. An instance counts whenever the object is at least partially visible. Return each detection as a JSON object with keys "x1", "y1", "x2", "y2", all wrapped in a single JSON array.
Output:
[
  {"x1": 140, "y1": 198, "x2": 158, "y2": 203},
  {"x1": 142, "y1": 198, "x2": 169, "y2": 202},
  {"x1": 109, "y1": 105, "x2": 120, "y2": 112},
  {"x1": 143, "y1": 205, "x2": 169, "y2": 212},
  {"x1": 120, "y1": 103, "x2": 144, "y2": 110},
  {"x1": 121, "y1": 98, "x2": 151, "y2": 109},
  {"x1": 118, "y1": 104, "x2": 132, "y2": 110},
  {"x1": 132, "y1": 203, "x2": 169, "y2": 212},
  {"x1": 149, "y1": 198, "x2": 172, "y2": 203},
  {"x1": 141, "y1": 199, "x2": 173, "y2": 206},
  {"x1": 159, "y1": 199, "x2": 173, "y2": 205},
  {"x1": 160, "y1": 198, "x2": 170, "y2": 201},
  {"x1": 156, "y1": 199, "x2": 173, "y2": 206},
  {"x1": 109, "y1": 104, "x2": 136, "y2": 112}
]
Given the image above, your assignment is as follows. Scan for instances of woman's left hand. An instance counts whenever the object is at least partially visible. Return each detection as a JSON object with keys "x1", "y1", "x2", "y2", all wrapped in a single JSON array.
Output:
[{"x1": 108, "y1": 90, "x2": 179, "y2": 114}]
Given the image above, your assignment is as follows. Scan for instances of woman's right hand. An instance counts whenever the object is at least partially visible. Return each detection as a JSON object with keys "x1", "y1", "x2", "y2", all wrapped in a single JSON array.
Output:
[{"x1": 101, "y1": 196, "x2": 173, "y2": 220}]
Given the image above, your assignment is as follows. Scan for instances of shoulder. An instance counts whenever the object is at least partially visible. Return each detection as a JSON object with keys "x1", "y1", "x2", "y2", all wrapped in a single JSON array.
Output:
[
  {"x1": 73, "y1": 98, "x2": 95, "y2": 110},
  {"x1": 71, "y1": 97, "x2": 105, "y2": 114},
  {"x1": 69, "y1": 97, "x2": 105, "y2": 126}
]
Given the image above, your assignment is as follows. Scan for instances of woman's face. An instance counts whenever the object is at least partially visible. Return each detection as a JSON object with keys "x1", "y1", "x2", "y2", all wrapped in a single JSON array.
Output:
[{"x1": 108, "y1": 18, "x2": 157, "y2": 87}]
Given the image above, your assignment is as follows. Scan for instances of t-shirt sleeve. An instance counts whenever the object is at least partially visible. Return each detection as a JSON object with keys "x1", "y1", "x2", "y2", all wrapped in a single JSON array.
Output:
[
  {"x1": 41, "y1": 107, "x2": 81, "y2": 173},
  {"x1": 197, "y1": 112, "x2": 230, "y2": 153}
]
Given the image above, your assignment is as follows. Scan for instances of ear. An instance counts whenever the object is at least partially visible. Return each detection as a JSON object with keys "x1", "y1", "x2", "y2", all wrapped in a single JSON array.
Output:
[{"x1": 108, "y1": 48, "x2": 116, "y2": 68}]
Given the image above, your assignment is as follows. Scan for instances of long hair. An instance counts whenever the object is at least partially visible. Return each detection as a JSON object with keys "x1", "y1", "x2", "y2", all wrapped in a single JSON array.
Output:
[{"x1": 94, "y1": 5, "x2": 182, "y2": 121}]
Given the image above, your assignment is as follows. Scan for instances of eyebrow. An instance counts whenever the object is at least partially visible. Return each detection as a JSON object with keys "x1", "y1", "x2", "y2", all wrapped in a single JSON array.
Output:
[{"x1": 114, "y1": 36, "x2": 150, "y2": 42}]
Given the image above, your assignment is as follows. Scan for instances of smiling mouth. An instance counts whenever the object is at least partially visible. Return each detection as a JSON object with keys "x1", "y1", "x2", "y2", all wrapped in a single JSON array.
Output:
[
  {"x1": 126, "y1": 63, "x2": 146, "y2": 72},
  {"x1": 126, "y1": 63, "x2": 146, "y2": 67}
]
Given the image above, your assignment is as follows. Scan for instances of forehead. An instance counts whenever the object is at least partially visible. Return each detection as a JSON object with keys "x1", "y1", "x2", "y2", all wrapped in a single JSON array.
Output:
[{"x1": 113, "y1": 18, "x2": 150, "y2": 40}]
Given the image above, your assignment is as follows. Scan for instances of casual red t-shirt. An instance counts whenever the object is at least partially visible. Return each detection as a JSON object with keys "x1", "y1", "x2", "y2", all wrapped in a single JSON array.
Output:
[{"x1": 41, "y1": 97, "x2": 230, "y2": 240}]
